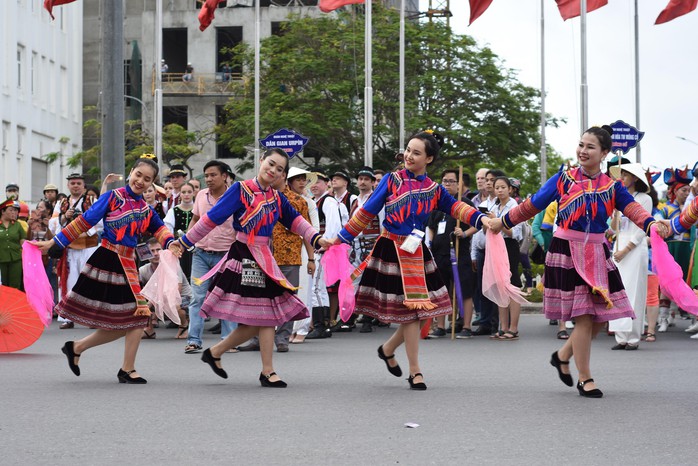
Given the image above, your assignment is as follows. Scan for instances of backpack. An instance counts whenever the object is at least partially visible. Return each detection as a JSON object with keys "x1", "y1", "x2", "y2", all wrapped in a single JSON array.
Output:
[{"x1": 519, "y1": 220, "x2": 533, "y2": 255}]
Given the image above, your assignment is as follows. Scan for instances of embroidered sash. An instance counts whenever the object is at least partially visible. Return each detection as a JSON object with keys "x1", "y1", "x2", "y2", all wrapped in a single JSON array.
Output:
[{"x1": 100, "y1": 239, "x2": 151, "y2": 316}]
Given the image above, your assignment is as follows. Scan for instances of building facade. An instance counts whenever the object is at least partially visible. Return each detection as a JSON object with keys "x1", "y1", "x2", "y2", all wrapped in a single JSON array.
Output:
[{"x1": 0, "y1": 0, "x2": 83, "y2": 203}]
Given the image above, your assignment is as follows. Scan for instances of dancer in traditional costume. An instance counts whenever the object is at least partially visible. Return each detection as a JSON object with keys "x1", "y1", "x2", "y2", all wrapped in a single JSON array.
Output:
[
  {"x1": 169, "y1": 149, "x2": 325, "y2": 388},
  {"x1": 329, "y1": 131, "x2": 489, "y2": 390},
  {"x1": 490, "y1": 126, "x2": 669, "y2": 398},
  {"x1": 36, "y1": 158, "x2": 173, "y2": 384}
]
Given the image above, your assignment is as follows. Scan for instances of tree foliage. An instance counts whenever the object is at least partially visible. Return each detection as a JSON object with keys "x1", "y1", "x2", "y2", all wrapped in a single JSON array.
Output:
[{"x1": 218, "y1": 4, "x2": 559, "y2": 189}]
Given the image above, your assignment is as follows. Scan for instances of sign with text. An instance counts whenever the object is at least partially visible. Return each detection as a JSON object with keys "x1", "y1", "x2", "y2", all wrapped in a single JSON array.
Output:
[
  {"x1": 259, "y1": 128, "x2": 309, "y2": 158},
  {"x1": 610, "y1": 120, "x2": 644, "y2": 154}
]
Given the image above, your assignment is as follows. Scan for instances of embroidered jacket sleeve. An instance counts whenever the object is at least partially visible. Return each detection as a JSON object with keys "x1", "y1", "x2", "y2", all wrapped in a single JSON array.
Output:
[
  {"x1": 278, "y1": 192, "x2": 322, "y2": 249},
  {"x1": 502, "y1": 172, "x2": 561, "y2": 229},
  {"x1": 179, "y1": 182, "x2": 241, "y2": 249},
  {"x1": 623, "y1": 192, "x2": 653, "y2": 246},
  {"x1": 674, "y1": 196, "x2": 698, "y2": 234},
  {"x1": 614, "y1": 182, "x2": 656, "y2": 234},
  {"x1": 53, "y1": 190, "x2": 112, "y2": 249},
  {"x1": 435, "y1": 185, "x2": 484, "y2": 230}
]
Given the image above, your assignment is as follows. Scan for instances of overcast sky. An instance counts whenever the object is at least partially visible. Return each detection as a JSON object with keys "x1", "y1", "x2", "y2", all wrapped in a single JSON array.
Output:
[{"x1": 421, "y1": 0, "x2": 698, "y2": 185}]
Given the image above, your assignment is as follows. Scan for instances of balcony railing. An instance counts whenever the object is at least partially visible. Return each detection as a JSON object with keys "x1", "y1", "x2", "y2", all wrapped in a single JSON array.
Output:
[{"x1": 153, "y1": 72, "x2": 244, "y2": 96}]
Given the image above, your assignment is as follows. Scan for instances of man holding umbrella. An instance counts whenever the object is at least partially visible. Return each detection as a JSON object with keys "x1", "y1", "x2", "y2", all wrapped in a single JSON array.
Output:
[{"x1": 427, "y1": 169, "x2": 476, "y2": 338}]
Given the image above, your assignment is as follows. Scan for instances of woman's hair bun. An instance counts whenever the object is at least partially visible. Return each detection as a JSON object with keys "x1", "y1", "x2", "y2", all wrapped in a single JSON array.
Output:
[
  {"x1": 601, "y1": 125, "x2": 614, "y2": 136},
  {"x1": 431, "y1": 132, "x2": 445, "y2": 148}
]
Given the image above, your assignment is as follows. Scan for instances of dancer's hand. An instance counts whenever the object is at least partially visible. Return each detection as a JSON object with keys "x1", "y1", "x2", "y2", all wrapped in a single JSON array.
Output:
[
  {"x1": 34, "y1": 238, "x2": 55, "y2": 253},
  {"x1": 318, "y1": 237, "x2": 336, "y2": 250},
  {"x1": 487, "y1": 217, "x2": 503, "y2": 233},
  {"x1": 613, "y1": 249, "x2": 627, "y2": 263},
  {"x1": 168, "y1": 242, "x2": 183, "y2": 258},
  {"x1": 653, "y1": 221, "x2": 671, "y2": 239},
  {"x1": 307, "y1": 259, "x2": 316, "y2": 276}
]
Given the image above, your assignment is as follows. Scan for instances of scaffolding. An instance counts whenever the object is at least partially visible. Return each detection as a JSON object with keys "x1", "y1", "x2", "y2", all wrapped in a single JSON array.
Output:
[{"x1": 426, "y1": 0, "x2": 452, "y2": 27}]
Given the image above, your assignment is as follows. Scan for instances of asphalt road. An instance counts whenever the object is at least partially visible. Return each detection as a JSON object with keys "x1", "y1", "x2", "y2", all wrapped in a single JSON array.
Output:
[{"x1": 2, "y1": 314, "x2": 697, "y2": 465}]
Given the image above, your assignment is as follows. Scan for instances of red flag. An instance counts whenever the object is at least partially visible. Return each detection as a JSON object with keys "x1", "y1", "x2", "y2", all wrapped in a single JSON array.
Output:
[
  {"x1": 655, "y1": 0, "x2": 698, "y2": 24},
  {"x1": 198, "y1": 0, "x2": 226, "y2": 32},
  {"x1": 469, "y1": 0, "x2": 494, "y2": 25},
  {"x1": 555, "y1": 0, "x2": 608, "y2": 21},
  {"x1": 44, "y1": 0, "x2": 77, "y2": 21},
  {"x1": 319, "y1": 0, "x2": 365, "y2": 13}
]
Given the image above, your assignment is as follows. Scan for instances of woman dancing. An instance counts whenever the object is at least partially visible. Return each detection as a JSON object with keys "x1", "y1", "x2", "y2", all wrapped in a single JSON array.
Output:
[
  {"x1": 36, "y1": 158, "x2": 174, "y2": 384},
  {"x1": 489, "y1": 126, "x2": 669, "y2": 398},
  {"x1": 169, "y1": 149, "x2": 326, "y2": 388},
  {"x1": 328, "y1": 131, "x2": 489, "y2": 390}
]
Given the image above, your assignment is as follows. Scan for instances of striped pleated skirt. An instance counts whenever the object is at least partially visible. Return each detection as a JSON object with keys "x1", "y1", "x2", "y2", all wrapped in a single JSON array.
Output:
[{"x1": 354, "y1": 237, "x2": 452, "y2": 324}]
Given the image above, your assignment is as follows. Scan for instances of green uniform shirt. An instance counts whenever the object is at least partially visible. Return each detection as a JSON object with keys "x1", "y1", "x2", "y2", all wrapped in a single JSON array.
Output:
[{"x1": 0, "y1": 221, "x2": 24, "y2": 262}]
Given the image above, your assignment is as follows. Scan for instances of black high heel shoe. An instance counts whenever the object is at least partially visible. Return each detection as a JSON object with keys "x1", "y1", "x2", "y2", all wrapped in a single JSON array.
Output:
[
  {"x1": 201, "y1": 348, "x2": 228, "y2": 379},
  {"x1": 577, "y1": 378, "x2": 603, "y2": 398},
  {"x1": 407, "y1": 373, "x2": 427, "y2": 390},
  {"x1": 377, "y1": 345, "x2": 402, "y2": 377},
  {"x1": 259, "y1": 372, "x2": 287, "y2": 388},
  {"x1": 550, "y1": 351, "x2": 573, "y2": 387},
  {"x1": 61, "y1": 341, "x2": 81, "y2": 376},
  {"x1": 117, "y1": 369, "x2": 147, "y2": 384}
]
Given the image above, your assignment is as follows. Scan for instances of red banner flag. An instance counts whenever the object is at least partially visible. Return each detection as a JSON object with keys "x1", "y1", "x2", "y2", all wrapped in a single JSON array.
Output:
[
  {"x1": 198, "y1": 0, "x2": 226, "y2": 32},
  {"x1": 319, "y1": 0, "x2": 365, "y2": 13},
  {"x1": 655, "y1": 0, "x2": 698, "y2": 24},
  {"x1": 44, "y1": 0, "x2": 77, "y2": 21},
  {"x1": 555, "y1": 0, "x2": 608, "y2": 21},
  {"x1": 469, "y1": 0, "x2": 494, "y2": 25}
]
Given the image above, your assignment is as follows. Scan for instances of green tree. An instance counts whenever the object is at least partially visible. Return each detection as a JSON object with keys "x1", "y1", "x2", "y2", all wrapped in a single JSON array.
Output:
[{"x1": 218, "y1": 5, "x2": 556, "y2": 180}]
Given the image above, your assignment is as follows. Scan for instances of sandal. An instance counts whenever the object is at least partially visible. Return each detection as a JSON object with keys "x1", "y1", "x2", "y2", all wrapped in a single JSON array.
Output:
[
  {"x1": 175, "y1": 326, "x2": 188, "y2": 339},
  {"x1": 501, "y1": 331, "x2": 519, "y2": 340},
  {"x1": 644, "y1": 332, "x2": 656, "y2": 342},
  {"x1": 557, "y1": 330, "x2": 570, "y2": 340},
  {"x1": 489, "y1": 330, "x2": 505, "y2": 340},
  {"x1": 142, "y1": 330, "x2": 156, "y2": 339},
  {"x1": 184, "y1": 344, "x2": 202, "y2": 354}
]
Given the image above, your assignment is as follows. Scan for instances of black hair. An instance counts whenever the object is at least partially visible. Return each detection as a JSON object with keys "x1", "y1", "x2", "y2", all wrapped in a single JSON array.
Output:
[
  {"x1": 408, "y1": 131, "x2": 445, "y2": 165},
  {"x1": 493, "y1": 176, "x2": 512, "y2": 188},
  {"x1": 203, "y1": 160, "x2": 229, "y2": 176},
  {"x1": 133, "y1": 157, "x2": 160, "y2": 177},
  {"x1": 441, "y1": 169, "x2": 460, "y2": 181},
  {"x1": 262, "y1": 148, "x2": 290, "y2": 173},
  {"x1": 584, "y1": 125, "x2": 614, "y2": 152},
  {"x1": 373, "y1": 169, "x2": 386, "y2": 176},
  {"x1": 462, "y1": 173, "x2": 471, "y2": 187},
  {"x1": 486, "y1": 169, "x2": 506, "y2": 179},
  {"x1": 85, "y1": 185, "x2": 100, "y2": 198},
  {"x1": 648, "y1": 184, "x2": 659, "y2": 209}
]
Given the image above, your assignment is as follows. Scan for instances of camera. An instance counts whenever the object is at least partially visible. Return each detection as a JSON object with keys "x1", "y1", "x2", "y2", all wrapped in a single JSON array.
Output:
[{"x1": 73, "y1": 209, "x2": 82, "y2": 216}]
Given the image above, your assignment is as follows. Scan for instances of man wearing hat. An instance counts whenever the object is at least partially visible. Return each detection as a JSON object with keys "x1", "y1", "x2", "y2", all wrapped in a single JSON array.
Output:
[
  {"x1": 325, "y1": 171, "x2": 357, "y2": 333},
  {"x1": 43, "y1": 184, "x2": 59, "y2": 208},
  {"x1": 5, "y1": 183, "x2": 30, "y2": 228},
  {"x1": 164, "y1": 163, "x2": 188, "y2": 214},
  {"x1": 350, "y1": 167, "x2": 384, "y2": 333},
  {"x1": 0, "y1": 199, "x2": 24, "y2": 289},
  {"x1": 53, "y1": 173, "x2": 102, "y2": 329}
]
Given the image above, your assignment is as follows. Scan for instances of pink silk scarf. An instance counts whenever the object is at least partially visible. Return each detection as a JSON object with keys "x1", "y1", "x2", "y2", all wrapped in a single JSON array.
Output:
[
  {"x1": 140, "y1": 250, "x2": 182, "y2": 325},
  {"x1": 321, "y1": 243, "x2": 356, "y2": 322},
  {"x1": 21, "y1": 242, "x2": 53, "y2": 327},
  {"x1": 651, "y1": 227, "x2": 698, "y2": 315},
  {"x1": 482, "y1": 230, "x2": 530, "y2": 307}
]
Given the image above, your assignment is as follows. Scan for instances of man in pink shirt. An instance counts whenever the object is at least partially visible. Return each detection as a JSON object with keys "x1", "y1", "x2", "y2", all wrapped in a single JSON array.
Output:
[{"x1": 184, "y1": 160, "x2": 237, "y2": 354}]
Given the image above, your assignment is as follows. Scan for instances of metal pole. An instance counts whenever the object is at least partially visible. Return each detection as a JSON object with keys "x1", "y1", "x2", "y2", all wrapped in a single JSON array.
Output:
[
  {"x1": 634, "y1": 0, "x2": 641, "y2": 163},
  {"x1": 364, "y1": 0, "x2": 373, "y2": 167},
  {"x1": 580, "y1": 0, "x2": 588, "y2": 133},
  {"x1": 154, "y1": 0, "x2": 163, "y2": 176},
  {"x1": 254, "y1": 0, "x2": 261, "y2": 173},
  {"x1": 540, "y1": 0, "x2": 547, "y2": 185},
  {"x1": 399, "y1": 0, "x2": 405, "y2": 153},
  {"x1": 100, "y1": 0, "x2": 125, "y2": 185}
]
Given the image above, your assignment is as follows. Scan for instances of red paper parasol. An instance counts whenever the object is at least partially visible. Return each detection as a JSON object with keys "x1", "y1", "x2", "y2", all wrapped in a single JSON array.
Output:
[{"x1": 0, "y1": 286, "x2": 45, "y2": 352}]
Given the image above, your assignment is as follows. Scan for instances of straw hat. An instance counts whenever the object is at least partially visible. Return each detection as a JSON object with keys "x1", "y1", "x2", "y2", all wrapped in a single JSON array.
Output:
[
  {"x1": 287, "y1": 167, "x2": 317, "y2": 186},
  {"x1": 609, "y1": 163, "x2": 650, "y2": 193}
]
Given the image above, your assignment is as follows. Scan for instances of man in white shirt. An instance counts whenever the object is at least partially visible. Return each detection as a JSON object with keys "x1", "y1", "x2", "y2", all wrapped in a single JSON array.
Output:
[{"x1": 163, "y1": 164, "x2": 187, "y2": 214}]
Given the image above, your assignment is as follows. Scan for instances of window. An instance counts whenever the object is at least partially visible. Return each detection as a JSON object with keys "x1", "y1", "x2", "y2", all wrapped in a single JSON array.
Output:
[
  {"x1": 163, "y1": 28, "x2": 188, "y2": 77},
  {"x1": 163, "y1": 106, "x2": 188, "y2": 130},
  {"x1": 61, "y1": 66, "x2": 68, "y2": 117},
  {"x1": 271, "y1": 22, "x2": 288, "y2": 37},
  {"x1": 216, "y1": 105, "x2": 244, "y2": 159},
  {"x1": 17, "y1": 126, "x2": 26, "y2": 155},
  {"x1": 17, "y1": 45, "x2": 25, "y2": 89},
  {"x1": 49, "y1": 60, "x2": 56, "y2": 112},
  {"x1": 31, "y1": 52, "x2": 38, "y2": 96},
  {"x1": 2, "y1": 122, "x2": 10, "y2": 151},
  {"x1": 216, "y1": 27, "x2": 243, "y2": 74}
]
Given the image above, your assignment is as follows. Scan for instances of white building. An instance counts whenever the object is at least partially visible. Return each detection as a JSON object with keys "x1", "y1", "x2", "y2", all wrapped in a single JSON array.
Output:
[{"x1": 0, "y1": 0, "x2": 83, "y2": 204}]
